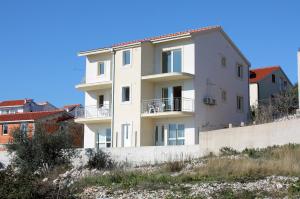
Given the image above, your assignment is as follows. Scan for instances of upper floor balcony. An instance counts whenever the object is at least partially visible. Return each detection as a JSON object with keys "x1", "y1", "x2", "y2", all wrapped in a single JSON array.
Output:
[
  {"x1": 75, "y1": 76, "x2": 112, "y2": 91},
  {"x1": 141, "y1": 97, "x2": 194, "y2": 118},
  {"x1": 74, "y1": 105, "x2": 111, "y2": 124}
]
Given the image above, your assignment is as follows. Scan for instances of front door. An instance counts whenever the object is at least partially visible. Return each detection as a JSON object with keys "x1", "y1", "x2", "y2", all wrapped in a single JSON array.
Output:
[
  {"x1": 155, "y1": 125, "x2": 165, "y2": 146},
  {"x1": 122, "y1": 124, "x2": 131, "y2": 147}
]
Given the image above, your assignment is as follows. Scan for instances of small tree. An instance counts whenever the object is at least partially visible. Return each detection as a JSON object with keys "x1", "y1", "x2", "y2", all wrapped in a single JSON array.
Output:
[{"x1": 7, "y1": 121, "x2": 76, "y2": 173}]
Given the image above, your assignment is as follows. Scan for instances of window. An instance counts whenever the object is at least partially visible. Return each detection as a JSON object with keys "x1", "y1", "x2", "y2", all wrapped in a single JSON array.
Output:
[
  {"x1": 96, "y1": 128, "x2": 112, "y2": 149},
  {"x1": 168, "y1": 124, "x2": 185, "y2": 145},
  {"x1": 98, "y1": 62, "x2": 105, "y2": 75},
  {"x1": 272, "y1": 74, "x2": 276, "y2": 83},
  {"x1": 2, "y1": 124, "x2": 8, "y2": 135},
  {"x1": 123, "y1": 50, "x2": 131, "y2": 65},
  {"x1": 122, "y1": 86, "x2": 130, "y2": 102},
  {"x1": 162, "y1": 49, "x2": 182, "y2": 73},
  {"x1": 221, "y1": 90, "x2": 227, "y2": 102},
  {"x1": 236, "y1": 96, "x2": 244, "y2": 112},
  {"x1": 236, "y1": 64, "x2": 243, "y2": 79},
  {"x1": 284, "y1": 81, "x2": 287, "y2": 88},
  {"x1": 20, "y1": 123, "x2": 28, "y2": 135},
  {"x1": 98, "y1": 95, "x2": 104, "y2": 108},
  {"x1": 221, "y1": 57, "x2": 226, "y2": 67}
]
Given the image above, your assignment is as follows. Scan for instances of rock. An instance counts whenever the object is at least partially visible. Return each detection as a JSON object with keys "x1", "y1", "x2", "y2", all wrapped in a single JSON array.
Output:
[{"x1": 42, "y1": 178, "x2": 48, "y2": 182}]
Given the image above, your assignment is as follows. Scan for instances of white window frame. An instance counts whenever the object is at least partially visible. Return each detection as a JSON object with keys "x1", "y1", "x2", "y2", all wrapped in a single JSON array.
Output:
[
  {"x1": 236, "y1": 63, "x2": 243, "y2": 79},
  {"x1": 167, "y1": 123, "x2": 185, "y2": 145},
  {"x1": 121, "y1": 85, "x2": 131, "y2": 104},
  {"x1": 96, "y1": 128, "x2": 112, "y2": 149},
  {"x1": 236, "y1": 95, "x2": 244, "y2": 112},
  {"x1": 221, "y1": 90, "x2": 227, "y2": 102},
  {"x1": 221, "y1": 56, "x2": 227, "y2": 67},
  {"x1": 161, "y1": 47, "x2": 183, "y2": 73},
  {"x1": 2, "y1": 123, "x2": 8, "y2": 135},
  {"x1": 97, "y1": 62, "x2": 105, "y2": 76},
  {"x1": 122, "y1": 49, "x2": 132, "y2": 67}
]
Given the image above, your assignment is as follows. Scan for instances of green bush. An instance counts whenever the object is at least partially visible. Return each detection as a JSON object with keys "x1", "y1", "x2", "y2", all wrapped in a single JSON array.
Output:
[
  {"x1": 7, "y1": 122, "x2": 76, "y2": 173},
  {"x1": 219, "y1": 147, "x2": 239, "y2": 156},
  {"x1": 165, "y1": 160, "x2": 185, "y2": 172},
  {"x1": 86, "y1": 149, "x2": 115, "y2": 170}
]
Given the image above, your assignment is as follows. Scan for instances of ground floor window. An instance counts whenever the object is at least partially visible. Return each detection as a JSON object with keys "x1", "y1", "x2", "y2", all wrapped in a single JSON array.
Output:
[
  {"x1": 96, "y1": 128, "x2": 112, "y2": 149},
  {"x1": 168, "y1": 124, "x2": 185, "y2": 145}
]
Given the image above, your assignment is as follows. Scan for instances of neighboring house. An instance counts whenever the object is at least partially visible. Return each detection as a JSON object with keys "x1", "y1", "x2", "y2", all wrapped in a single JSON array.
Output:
[
  {"x1": 0, "y1": 99, "x2": 84, "y2": 148},
  {"x1": 249, "y1": 66, "x2": 293, "y2": 107},
  {"x1": 0, "y1": 99, "x2": 57, "y2": 115},
  {"x1": 63, "y1": 104, "x2": 83, "y2": 117},
  {"x1": 0, "y1": 110, "x2": 72, "y2": 145},
  {"x1": 75, "y1": 26, "x2": 250, "y2": 149}
]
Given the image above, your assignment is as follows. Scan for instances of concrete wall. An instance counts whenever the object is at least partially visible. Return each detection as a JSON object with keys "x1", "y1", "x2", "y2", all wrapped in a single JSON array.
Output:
[{"x1": 80, "y1": 118, "x2": 300, "y2": 166}]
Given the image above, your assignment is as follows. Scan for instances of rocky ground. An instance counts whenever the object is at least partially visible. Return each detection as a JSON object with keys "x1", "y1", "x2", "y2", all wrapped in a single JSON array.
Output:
[
  {"x1": 48, "y1": 157, "x2": 300, "y2": 199},
  {"x1": 78, "y1": 176, "x2": 298, "y2": 199}
]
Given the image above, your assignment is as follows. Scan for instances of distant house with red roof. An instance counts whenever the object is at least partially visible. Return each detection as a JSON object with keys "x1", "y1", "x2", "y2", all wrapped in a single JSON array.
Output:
[
  {"x1": 0, "y1": 99, "x2": 84, "y2": 149},
  {"x1": 249, "y1": 66, "x2": 292, "y2": 106}
]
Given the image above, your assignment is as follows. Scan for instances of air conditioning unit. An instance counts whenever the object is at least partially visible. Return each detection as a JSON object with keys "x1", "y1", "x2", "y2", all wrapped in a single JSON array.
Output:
[{"x1": 203, "y1": 96, "x2": 216, "y2": 105}]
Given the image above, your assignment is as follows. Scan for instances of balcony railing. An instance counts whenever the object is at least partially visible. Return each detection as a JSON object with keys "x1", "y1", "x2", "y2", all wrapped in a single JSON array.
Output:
[
  {"x1": 75, "y1": 105, "x2": 111, "y2": 119},
  {"x1": 142, "y1": 97, "x2": 194, "y2": 114}
]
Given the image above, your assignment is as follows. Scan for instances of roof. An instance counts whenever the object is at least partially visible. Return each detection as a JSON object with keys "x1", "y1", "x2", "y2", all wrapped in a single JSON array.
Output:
[
  {"x1": 79, "y1": 26, "x2": 221, "y2": 55},
  {"x1": 0, "y1": 110, "x2": 69, "y2": 122},
  {"x1": 249, "y1": 66, "x2": 281, "y2": 83},
  {"x1": 63, "y1": 104, "x2": 81, "y2": 109},
  {"x1": 0, "y1": 99, "x2": 32, "y2": 107},
  {"x1": 78, "y1": 25, "x2": 250, "y2": 66}
]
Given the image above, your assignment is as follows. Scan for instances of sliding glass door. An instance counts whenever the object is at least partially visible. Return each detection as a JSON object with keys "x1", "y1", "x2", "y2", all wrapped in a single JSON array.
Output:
[{"x1": 167, "y1": 124, "x2": 185, "y2": 145}]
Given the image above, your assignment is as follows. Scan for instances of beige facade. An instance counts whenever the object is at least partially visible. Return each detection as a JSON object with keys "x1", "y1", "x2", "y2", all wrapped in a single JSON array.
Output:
[{"x1": 75, "y1": 26, "x2": 251, "y2": 148}]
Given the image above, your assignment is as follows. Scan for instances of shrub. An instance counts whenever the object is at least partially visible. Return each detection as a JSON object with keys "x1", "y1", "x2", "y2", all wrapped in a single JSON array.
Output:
[
  {"x1": 86, "y1": 149, "x2": 115, "y2": 170},
  {"x1": 0, "y1": 161, "x2": 4, "y2": 170},
  {"x1": 165, "y1": 160, "x2": 185, "y2": 172},
  {"x1": 219, "y1": 147, "x2": 239, "y2": 156},
  {"x1": 7, "y1": 122, "x2": 76, "y2": 173}
]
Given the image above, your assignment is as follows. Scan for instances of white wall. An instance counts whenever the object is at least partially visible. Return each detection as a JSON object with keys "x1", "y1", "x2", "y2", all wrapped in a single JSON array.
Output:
[
  {"x1": 194, "y1": 31, "x2": 250, "y2": 131},
  {"x1": 84, "y1": 123, "x2": 111, "y2": 148},
  {"x1": 249, "y1": 83, "x2": 258, "y2": 107},
  {"x1": 153, "y1": 40, "x2": 195, "y2": 74},
  {"x1": 85, "y1": 53, "x2": 112, "y2": 84}
]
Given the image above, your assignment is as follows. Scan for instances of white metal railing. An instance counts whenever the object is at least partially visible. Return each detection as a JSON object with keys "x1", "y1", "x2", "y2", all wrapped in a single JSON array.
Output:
[
  {"x1": 142, "y1": 97, "x2": 194, "y2": 114},
  {"x1": 75, "y1": 105, "x2": 111, "y2": 119}
]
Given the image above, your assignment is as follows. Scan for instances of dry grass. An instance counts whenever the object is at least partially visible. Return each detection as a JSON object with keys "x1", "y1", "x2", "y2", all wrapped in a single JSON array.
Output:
[{"x1": 191, "y1": 144, "x2": 300, "y2": 181}]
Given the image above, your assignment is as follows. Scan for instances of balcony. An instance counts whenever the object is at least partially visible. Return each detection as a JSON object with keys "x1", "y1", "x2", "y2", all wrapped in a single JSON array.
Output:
[
  {"x1": 142, "y1": 72, "x2": 194, "y2": 83},
  {"x1": 141, "y1": 97, "x2": 194, "y2": 118},
  {"x1": 75, "y1": 77, "x2": 112, "y2": 91},
  {"x1": 74, "y1": 105, "x2": 111, "y2": 124}
]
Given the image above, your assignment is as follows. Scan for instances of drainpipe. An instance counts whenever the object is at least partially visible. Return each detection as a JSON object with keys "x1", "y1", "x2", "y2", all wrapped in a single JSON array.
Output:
[{"x1": 111, "y1": 49, "x2": 116, "y2": 147}]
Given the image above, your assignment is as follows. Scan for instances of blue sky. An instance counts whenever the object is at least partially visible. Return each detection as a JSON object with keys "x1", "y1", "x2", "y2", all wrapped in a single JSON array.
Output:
[{"x1": 0, "y1": 0, "x2": 299, "y2": 107}]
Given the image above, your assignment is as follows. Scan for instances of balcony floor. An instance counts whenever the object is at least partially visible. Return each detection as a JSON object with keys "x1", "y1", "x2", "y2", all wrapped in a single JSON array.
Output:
[
  {"x1": 141, "y1": 111, "x2": 194, "y2": 118},
  {"x1": 75, "y1": 117, "x2": 112, "y2": 124},
  {"x1": 142, "y1": 72, "x2": 194, "y2": 83},
  {"x1": 75, "y1": 81, "x2": 112, "y2": 91}
]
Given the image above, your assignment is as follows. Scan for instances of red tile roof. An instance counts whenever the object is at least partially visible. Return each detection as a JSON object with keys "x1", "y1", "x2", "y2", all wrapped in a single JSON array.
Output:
[
  {"x1": 63, "y1": 104, "x2": 81, "y2": 109},
  {"x1": 0, "y1": 99, "x2": 31, "y2": 107},
  {"x1": 111, "y1": 25, "x2": 221, "y2": 47},
  {"x1": 249, "y1": 66, "x2": 281, "y2": 83},
  {"x1": 0, "y1": 110, "x2": 67, "y2": 122}
]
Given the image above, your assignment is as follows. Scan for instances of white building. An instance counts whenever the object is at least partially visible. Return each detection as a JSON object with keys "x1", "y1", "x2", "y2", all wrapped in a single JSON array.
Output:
[
  {"x1": 75, "y1": 26, "x2": 251, "y2": 149},
  {"x1": 249, "y1": 66, "x2": 293, "y2": 107}
]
